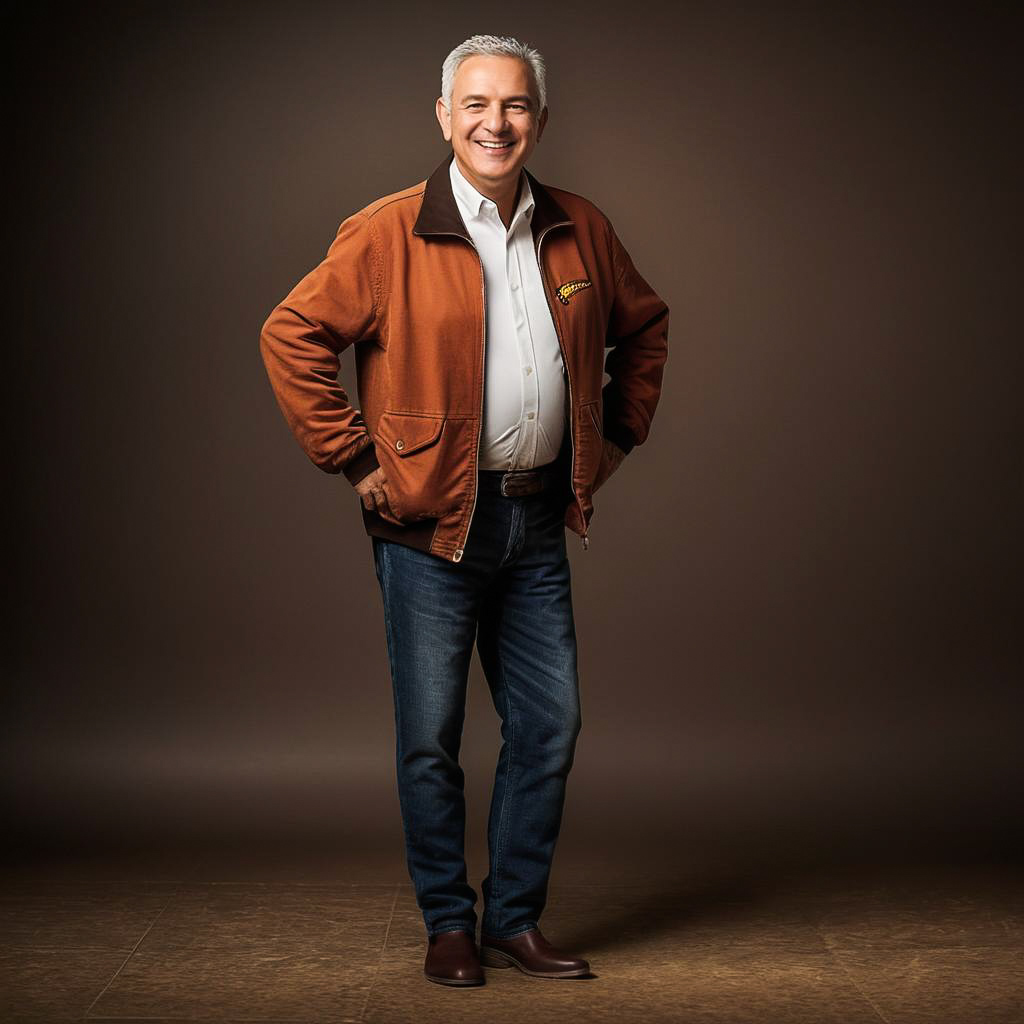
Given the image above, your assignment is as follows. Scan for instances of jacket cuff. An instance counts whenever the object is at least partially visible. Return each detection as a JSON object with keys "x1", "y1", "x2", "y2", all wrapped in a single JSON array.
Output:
[{"x1": 341, "y1": 440, "x2": 380, "y2": 486}]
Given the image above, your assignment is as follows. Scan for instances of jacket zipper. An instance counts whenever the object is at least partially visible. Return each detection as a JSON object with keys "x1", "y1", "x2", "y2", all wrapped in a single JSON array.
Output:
[
  {"x1": 436, "y1": 221, "x2": 585, "y2": 559},
  {"x1": 453, "y1": 236, "x2": 486, "y2": 563},
  {"x1": 536, "y1": 225, "x2": 589, "y2": 550}
]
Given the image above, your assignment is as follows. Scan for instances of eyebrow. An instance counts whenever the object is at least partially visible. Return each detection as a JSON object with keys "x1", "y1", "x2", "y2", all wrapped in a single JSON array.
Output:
[{"x1": 460, "y1": 94, "x2": 534, "y2": 106}]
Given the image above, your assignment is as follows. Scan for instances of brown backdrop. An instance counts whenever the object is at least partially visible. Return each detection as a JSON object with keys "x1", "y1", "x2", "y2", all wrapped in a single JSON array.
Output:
[{"x1": 7, "y1": 2, "x2": 1020, "y2": 880}]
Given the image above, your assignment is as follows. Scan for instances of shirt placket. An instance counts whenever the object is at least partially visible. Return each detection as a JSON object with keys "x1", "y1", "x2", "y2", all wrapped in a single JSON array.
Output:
[{"x1": 507, "y1": 215, "x2": 539, "y2": 470}]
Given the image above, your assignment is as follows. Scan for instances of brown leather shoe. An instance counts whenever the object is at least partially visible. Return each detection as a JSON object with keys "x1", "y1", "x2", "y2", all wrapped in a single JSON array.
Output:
[
  {"x1": 423, "y1": 929, "x2": 485, "y2": 986},
  {"x1": 479, "y1": 927, "x2": 591, "y2": 978}
]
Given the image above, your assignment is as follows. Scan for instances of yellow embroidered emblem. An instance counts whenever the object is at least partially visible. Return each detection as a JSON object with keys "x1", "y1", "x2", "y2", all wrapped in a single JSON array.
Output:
[{"x1": 555, "y1": 278, "x2": 593, "y2": 305}]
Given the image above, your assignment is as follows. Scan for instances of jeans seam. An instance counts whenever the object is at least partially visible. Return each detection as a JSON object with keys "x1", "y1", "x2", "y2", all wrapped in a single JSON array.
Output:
[
  {"x1": 376, "y1": 543, "x2": 404, "y2": 826},
  {"x1": 488, "y1": 637, "x2": 517, "y2": 933}
]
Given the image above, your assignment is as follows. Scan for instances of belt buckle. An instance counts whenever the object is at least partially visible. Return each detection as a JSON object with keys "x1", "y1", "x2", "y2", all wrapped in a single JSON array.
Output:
[{"x1": 501, "y1": 470, "x2": 540, "y2": 497}]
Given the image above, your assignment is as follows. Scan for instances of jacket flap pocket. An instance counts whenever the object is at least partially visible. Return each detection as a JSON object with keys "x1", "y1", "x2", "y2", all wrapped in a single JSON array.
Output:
[{"x1": 378, "y1": 411, "x2": 445, "y2": 456}]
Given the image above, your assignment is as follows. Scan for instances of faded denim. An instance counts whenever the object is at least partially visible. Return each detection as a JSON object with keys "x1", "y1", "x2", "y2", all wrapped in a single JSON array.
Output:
[{"x1": 371, "y1": 463, "x2": 582, "y2": 939}]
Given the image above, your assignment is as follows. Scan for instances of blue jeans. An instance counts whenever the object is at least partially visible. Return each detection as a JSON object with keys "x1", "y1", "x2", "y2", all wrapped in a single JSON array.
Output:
[{"x1": 371, "y1": 466, "x2": 582, "y2": 939}]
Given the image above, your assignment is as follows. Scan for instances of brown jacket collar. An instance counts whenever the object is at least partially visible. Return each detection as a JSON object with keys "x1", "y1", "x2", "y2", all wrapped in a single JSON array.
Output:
[{"x1": 412, "y1": 151, "x2": 573, "y2": 242}]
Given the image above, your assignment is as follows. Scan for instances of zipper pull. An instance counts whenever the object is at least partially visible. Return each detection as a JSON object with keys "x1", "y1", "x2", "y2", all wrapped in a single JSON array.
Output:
[{"x1": 582, "y1": 533, "x2": 590, "y2": 550}]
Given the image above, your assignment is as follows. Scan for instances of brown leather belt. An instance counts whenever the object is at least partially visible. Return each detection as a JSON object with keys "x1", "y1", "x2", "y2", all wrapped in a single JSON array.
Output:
[{"x1": 479, "y1": 458, "x2": 564, "y2": 498}]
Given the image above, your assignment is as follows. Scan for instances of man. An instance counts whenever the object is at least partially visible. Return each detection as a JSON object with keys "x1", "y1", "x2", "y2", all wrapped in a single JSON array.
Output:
[{"x1": 260, "y1": 34, "x2": 668, "y2": 986}]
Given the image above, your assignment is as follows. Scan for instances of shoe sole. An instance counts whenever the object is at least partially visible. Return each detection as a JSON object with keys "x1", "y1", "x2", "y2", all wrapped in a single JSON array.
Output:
[
  {"x1": 424, "y1": 971, "x2": 485, "y2": 986},
  {"x1": 479, "y1": 946, "x2": 590, "y2": 978}
]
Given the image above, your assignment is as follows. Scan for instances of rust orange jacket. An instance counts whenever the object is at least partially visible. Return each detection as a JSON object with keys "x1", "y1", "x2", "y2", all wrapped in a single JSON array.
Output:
[{"x1": 259, "y1": 152, "x2": 669, "y2": 563}]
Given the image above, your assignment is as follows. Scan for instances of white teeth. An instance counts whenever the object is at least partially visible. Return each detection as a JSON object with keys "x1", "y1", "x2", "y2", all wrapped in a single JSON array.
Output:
[{"x1": 478, "y1": 141, "x2": 511, "y2": 148}]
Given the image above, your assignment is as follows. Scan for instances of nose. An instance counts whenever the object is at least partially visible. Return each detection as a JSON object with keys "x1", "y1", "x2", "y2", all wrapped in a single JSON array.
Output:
[{"x1": 484, "y1": 104, "x2": 508, "y2": 134}]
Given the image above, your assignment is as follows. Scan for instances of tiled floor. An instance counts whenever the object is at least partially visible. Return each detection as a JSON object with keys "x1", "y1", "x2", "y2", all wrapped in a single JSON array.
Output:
[{"x1": 2, "y1": 857, "x2": 1021, "y2": 1022}]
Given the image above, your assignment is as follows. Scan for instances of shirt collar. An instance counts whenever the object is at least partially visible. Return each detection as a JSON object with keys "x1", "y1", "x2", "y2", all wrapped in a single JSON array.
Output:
[{"x1": 449, "y1": 154, "x2": 535, "y2": 229}]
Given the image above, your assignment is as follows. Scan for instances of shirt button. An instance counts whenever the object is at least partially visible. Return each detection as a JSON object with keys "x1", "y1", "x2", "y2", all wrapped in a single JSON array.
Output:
[
  {"x1": 525, "y1": 366, "x2": 533, "y2": 375},
  {"x1": 527, "y1": 412, "x2": 535, "y2": 420},
  {"x1": 511, "y1": 281, "x2": 519, "y2": 290}
]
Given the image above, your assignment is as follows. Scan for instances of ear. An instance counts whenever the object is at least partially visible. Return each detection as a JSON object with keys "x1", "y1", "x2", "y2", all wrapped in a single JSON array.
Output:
[
  {"x1": 536, "y1": 105, "x2": 549, "y2": 142},
  {"x1": 435, "y1": 97, "x2": 452, "y2": 141}
]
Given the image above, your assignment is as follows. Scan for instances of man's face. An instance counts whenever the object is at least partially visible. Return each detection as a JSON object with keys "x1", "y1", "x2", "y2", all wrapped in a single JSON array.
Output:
[{"x1": 436, "y1": 55, "x2": 548, "y2": 194}]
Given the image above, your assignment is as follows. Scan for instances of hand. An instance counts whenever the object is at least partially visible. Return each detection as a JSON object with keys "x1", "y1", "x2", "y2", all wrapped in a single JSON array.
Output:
[
  {"x1": 354, "y1": 467, "x2": 400, "y2": 519},
  {"x1": 593, "y1": 438, "x2": 626, "y2": 493}
]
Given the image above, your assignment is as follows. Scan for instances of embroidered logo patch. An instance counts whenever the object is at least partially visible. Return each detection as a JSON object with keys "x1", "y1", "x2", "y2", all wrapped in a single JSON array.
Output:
[{"x1": 555, "y1": 278, "x2": 592, "y2": 305}]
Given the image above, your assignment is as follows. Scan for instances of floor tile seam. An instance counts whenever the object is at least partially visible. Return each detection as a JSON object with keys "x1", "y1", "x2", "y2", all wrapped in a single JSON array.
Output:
[
  {"x1": 825, "y1": 939, "x2": 1024, "y2": 956},
  {"x1": 177, "y1": 882, "x2": 399, "y2": 888},
  {"x1": 82, "y1": 885, "x2": 180, "y2": 1020},
  {"x1": 0, "y1": 897, "x2": 180, "y2": 905},
  {"x1": 0, "y1": 883, "x2": 185, "y2": 894},
  {"x1": 356, "y1": 883, "x2": 401, "y2": 1023},
  {"x1": 1, "y1": 942, "x2": 150, "y2": 953},
  {"x1": 79, "y1": 1017, "x2": 361, "y2": 1023},
  {"x1": 0, "y1": 941, "x2": 400, "y2": 955},
  {"x1": 817, "y1": 923, "x2": 893, "y2": 1024},
  {"x1": 0, "y1": 879, "x2": 190, "y2": 885},
  {"x1": 0, "y1": 883, "x2": 395, "y2": 897}
]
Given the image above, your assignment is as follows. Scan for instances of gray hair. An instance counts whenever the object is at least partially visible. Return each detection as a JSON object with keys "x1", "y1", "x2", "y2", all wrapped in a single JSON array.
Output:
[{"x1": 440, "y1": 35, "x2": 547, "y2": 114}]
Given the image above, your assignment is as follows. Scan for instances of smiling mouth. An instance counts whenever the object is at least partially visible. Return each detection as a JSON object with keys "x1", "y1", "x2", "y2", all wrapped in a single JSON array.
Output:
[{"x1": 476, "y1": 140, "x2": 514, "y2": 151}]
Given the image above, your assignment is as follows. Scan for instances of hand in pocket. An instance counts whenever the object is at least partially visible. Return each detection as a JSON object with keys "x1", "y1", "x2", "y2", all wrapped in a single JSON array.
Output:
[{"x1": 354, "y1": 468, "x2": 402, "y2": 521}]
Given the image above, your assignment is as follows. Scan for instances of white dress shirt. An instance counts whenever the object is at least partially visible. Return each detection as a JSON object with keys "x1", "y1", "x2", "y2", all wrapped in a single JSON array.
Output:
[{"x1": 449, "y1": 156, "x2": 567, "y2": 471}]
